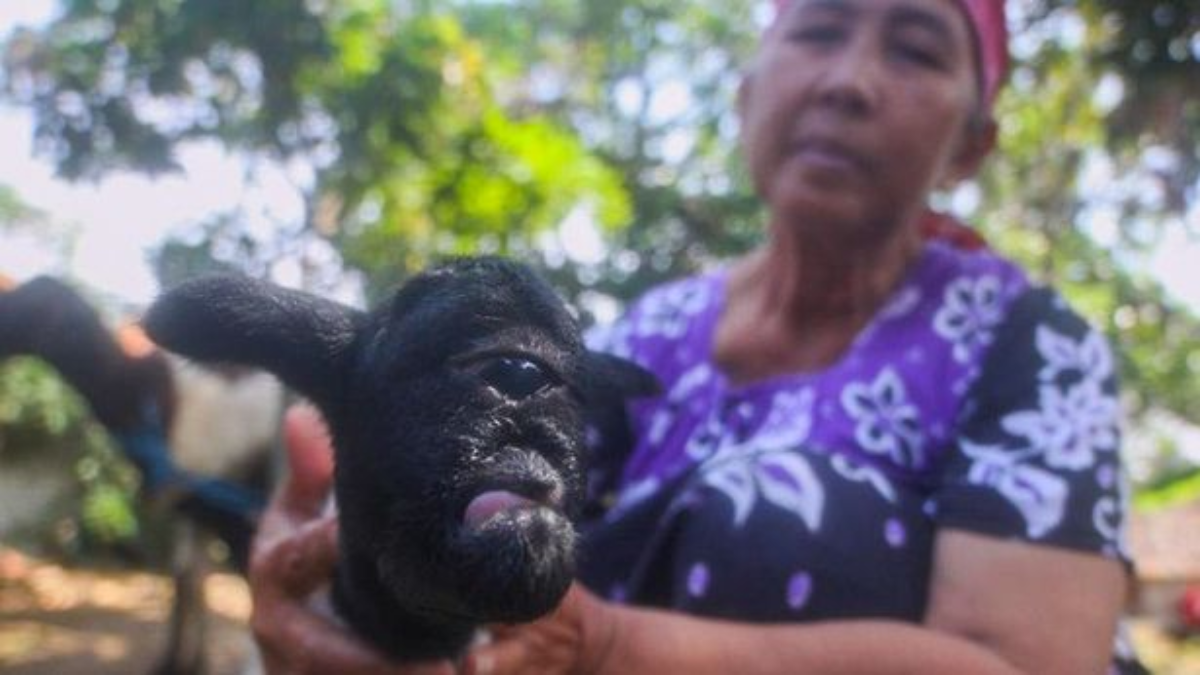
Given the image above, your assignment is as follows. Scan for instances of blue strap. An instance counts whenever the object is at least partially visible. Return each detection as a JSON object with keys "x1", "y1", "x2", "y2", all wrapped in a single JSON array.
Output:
[{"x1": 113, "y1": 403, "x2": 266, "y2": 519}]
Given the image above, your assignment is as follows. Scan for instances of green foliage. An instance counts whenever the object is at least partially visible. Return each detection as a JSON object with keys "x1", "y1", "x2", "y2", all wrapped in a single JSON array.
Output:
[
  {"x1": 75, "y1": 426, "x2": 140, "y2": 545},
  {"x1": 1017, "y1": 0, "x2": 1200, "y2": 216},
  {"x1": 0, "y1": 183, "x2": 44, "y2": 229},
  {"x1": 0, "y1": 358, "x2": 140, "y2": 547},
  {"x1": 458, "y1": 0, "x2": 765, "y2": 303},
  {"x1": 2, "y1": 0, "x2": 332, "y2": 178},
  {"x1": 1079, "y1": 0, "x2": 1200, "y2": 206},
  {"x1": 977, "y1": 5, "x2": 1200, "y2": 426},
  {"x1": 1135, "y1": 469, "x2": 1200, "y2": 512},
  {"x1": 0, "y1": 359, "x2": 89, "y2": 455},
  {"x1": 3, "y1": 1, "x2": 629, "y2": 301}
]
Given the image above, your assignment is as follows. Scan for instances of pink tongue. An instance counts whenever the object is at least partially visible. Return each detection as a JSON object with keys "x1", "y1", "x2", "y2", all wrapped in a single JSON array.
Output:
[{"x1": 463, "y1": 490, "x2": 536, "y2": 530}]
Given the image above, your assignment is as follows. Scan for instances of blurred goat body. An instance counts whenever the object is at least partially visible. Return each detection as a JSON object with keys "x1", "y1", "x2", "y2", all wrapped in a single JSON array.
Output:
[
  {"x1": 169, "y1": 356, "x2": 282, "y2": 479},
  {"x1": 0, "y1": 274, "x2": 283, "y2": 675}
]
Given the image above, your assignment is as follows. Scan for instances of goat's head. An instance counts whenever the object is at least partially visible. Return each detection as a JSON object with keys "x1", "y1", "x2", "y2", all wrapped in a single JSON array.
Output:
[{"x1": 144, "y1": 257, "x2": 656, "y2": 656}]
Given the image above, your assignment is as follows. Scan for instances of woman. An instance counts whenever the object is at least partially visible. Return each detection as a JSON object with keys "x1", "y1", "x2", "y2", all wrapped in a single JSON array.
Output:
[{"x1": 249, "y1": 0, "x2": 1141, "y2": 672}]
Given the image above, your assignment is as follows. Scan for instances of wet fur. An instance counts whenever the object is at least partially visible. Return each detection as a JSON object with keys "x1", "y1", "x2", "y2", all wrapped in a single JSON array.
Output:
[{"x1": 144, "y1": 257, "x2": 656, "y2": 660}]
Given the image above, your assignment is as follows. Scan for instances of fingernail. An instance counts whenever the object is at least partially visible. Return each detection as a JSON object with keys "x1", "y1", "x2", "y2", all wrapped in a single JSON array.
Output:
[{"x1": 286, "y1": 402, "x2": 325, "y2": 430}]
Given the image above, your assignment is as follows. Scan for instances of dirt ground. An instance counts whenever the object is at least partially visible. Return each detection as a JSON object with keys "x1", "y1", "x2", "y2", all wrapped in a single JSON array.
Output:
[
  {"x1": 0, "y1": 547, "x2": 257, "y2": 675},
  {"x1": 2, "y1": 546, "x2": 1199, "y2": 674}
]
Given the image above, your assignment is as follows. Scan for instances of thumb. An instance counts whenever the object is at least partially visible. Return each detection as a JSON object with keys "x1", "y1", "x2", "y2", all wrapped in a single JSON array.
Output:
[{"x1": 281, "y1": 402, "x2": 335, "y2": 515}]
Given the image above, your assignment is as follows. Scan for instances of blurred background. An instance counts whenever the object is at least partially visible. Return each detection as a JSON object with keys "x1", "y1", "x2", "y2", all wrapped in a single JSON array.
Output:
[{"x1": 0, "y1": 0, "x2": 1197, "y2": 673}]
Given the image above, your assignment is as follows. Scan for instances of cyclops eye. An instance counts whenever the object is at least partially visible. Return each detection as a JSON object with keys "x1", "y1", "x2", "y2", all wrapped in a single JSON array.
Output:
[{"x1": 477, "y1": 357, "x2": 556, "y2": 399}]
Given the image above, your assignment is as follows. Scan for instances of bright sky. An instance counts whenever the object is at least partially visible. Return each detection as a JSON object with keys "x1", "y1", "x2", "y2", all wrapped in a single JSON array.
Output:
[
  {"x1": 0, "y1": 2, "x2": 313, "y2": 308},
  {"x1": 1, "y1": 1, "x2": 1198, "y2": 313}
]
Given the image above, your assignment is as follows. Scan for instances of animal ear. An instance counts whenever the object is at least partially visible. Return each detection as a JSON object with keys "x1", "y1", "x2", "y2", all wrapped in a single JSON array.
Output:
[
  {"x1": 143, "y1": 275, "x2": 366, "y2": 407},
  {"x1": 579, "y1": 351, "x2": 660, "y2": 403}
]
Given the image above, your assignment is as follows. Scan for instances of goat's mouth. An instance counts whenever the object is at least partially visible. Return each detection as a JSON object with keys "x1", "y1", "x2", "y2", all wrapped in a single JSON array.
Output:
[{"x1": 459, "y1": 480, "x2": 564, "y2": 533}]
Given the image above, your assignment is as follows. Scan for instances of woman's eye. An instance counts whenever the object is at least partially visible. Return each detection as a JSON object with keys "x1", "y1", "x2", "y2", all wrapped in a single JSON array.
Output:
[
  {"x1": 476, "y1": 357, "x2": 556, "y2": 400},
  {"x1": 788, "y1": 26, "x2": 845, "y2": 45},
  {"x1": 890, "y1": 35, "x2": 947, "y2": 70},
  {"x1": 896, "y1": 45, "x2": 941, "y2": 68}
]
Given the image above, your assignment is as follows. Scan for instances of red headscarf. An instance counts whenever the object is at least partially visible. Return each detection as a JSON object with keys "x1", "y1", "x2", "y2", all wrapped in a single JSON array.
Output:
[{"x1": 771, "y1": 0, "x2": 1009, "y2": 111}]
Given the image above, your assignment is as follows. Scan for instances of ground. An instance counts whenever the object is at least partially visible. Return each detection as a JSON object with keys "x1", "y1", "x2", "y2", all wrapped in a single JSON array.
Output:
[
  {"x1": 1, "y1": 546, "x2": 1198, "y2": 674},
  {"x1": 0, "y1": 547, "x2": 256, "y2": 675}
]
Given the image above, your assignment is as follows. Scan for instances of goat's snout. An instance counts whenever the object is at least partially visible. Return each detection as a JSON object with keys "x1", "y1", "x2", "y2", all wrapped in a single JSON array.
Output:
[{"x1": 458, "y1": 448, "x2": 567, "y2": 531}]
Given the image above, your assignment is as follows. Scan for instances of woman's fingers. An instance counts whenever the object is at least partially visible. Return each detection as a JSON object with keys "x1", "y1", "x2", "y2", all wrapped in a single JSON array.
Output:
[
  {"x1": 255, "y1": 595, "x2": 454, "y2": 675},
  {"x1": 280, "y1": 403, "x2": 335, "y2": 515},
  {"x1": 251, "y1": 515, "x2": 338, "y2": 597},
  {"x1": 252, "y1": 403, "x2": 335, "y2": 564},
  {"x1": 249, "y1": 505, "x2": 453, "y2": 674},
  {"x1": 249, "y1": 402, "x2": 457, "y2": 675}
]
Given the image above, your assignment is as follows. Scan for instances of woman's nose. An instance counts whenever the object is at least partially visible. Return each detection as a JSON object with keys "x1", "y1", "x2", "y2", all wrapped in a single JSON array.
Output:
[{"x1": 813, "y1": 37, "x2": 882, "y2": 117}]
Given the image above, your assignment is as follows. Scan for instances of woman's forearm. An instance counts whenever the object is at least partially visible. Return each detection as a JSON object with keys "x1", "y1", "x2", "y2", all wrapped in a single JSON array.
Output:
[{"x1": 594, "y1": 604, "x2": 1023, "y2": 675}]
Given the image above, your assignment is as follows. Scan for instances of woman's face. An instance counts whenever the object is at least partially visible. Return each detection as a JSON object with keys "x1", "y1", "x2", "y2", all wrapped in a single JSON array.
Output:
[{"x1": 741, "y1": 0, "x2": 990, "y2": 236}]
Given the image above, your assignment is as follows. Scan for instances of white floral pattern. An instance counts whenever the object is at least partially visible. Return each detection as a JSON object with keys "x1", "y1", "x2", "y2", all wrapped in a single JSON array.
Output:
[
  {"x1": 699, "y1": 446, "x2": 825, "y2": 530},
  {"x1": 756, "y1": 389, "x2": 816, "y2": 450},
  {"x1": 649, "y1": 364, "x2": 714, "y2": 446},
  {"x1": 831, "y1": 454, "x2": 898, "y2": 503},
  {"x1": 691, "y1": 389, "x2": 820, "y2": 529},
  {"x1": 634, "y1": 279, "x2": 711, "y2": 339},
  {"x1": 585, "y1": 313, "x2": 633, "y2": 359},
  {"x1": 934, "y1": 275, "x2": 1004, "y2": 363},
  {"x1": 606, "y1": 476, "x2": 662, "y2": 521},
  {"x1": 1000, "y1": 380, "x2": 1119, "y2": 470},
  {"x1": 841, "y1": 368, "x2": 925, "y2": 468},
  {"x1": 959, "y1": 322, "x2": 1121, "y2": 540},
  {"x1": 960, "y1": 440, "x2": 1068, "y2": 538},
  {"x1": 1035, "y1": 325, "x2": 1113, "y2": 384}
]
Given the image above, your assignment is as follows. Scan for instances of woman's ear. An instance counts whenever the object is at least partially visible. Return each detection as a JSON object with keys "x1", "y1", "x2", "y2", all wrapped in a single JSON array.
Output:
[
  {"x1": 144, "y1": 274, "x2": 367, "y2": 408},
  {"x1": 941, "y1": 115, "x2": 998, "y2": 188}
]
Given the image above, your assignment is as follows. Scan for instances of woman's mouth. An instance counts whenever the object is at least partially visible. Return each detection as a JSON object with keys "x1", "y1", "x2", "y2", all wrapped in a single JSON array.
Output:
[{"x1": 792, "y1": 137, "x2": 870, "y2": 175}]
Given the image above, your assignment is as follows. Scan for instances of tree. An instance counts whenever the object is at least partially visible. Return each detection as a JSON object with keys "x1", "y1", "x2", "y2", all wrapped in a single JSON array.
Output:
[
  {"x1": 976, "y1": 1, "x2": 1200, "y2": 496},
  {"x1": 2, "y1": 0, "x2": 628, "y2": 299},
  {"x1": 0, "y1": 184, "x2": 139, "y2": 550},
  {"x1": 456, "y1": 0, "x2": 765, "y2": 305}
]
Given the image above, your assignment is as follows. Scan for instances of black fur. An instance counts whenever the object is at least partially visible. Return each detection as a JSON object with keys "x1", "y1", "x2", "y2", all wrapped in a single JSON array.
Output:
[{"x1": 143, "y1": 257, "x2": 657, "y2": 661}]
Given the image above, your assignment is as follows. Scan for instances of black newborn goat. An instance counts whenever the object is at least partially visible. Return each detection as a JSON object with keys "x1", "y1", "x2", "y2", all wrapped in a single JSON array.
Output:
[{"x1": 143, "y1": 257, "x2": 655, "y2": 660}]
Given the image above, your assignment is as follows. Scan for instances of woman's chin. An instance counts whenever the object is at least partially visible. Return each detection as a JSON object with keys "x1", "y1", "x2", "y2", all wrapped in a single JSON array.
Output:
[{"x1": 773, "y1": 194, "x2": 869, "y2": 233}]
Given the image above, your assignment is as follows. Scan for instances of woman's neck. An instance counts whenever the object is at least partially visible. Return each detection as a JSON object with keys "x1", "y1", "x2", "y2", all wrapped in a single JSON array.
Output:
[
  {"x1": 715, "y1": 214, "x2": 923, "y2": 383},
  {"x1": 738, "y1": 216, "x2": 922, "y2": 328}
]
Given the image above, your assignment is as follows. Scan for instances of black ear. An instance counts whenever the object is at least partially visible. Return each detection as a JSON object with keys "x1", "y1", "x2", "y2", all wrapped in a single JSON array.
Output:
[
  {"x1": 580, "y1": 351, "x2": 660, "y2": 404},
  {"x1": 143, "y1": 274, "x2": 366, "y2": 407}
]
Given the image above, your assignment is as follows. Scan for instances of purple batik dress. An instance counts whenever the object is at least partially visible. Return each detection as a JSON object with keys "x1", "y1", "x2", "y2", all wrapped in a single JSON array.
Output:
[{"x1": 579, "y1": 240, "x2": 1143, "y2": 672}]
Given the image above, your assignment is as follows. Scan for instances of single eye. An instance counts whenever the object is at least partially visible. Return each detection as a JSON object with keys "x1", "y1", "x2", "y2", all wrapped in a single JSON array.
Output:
[{"x1": 476, "y1": 357, "x2": 556, "y2": 400}]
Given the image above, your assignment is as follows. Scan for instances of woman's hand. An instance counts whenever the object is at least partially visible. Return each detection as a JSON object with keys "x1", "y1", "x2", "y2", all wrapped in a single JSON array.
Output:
[
  {"x1": 248, "y1": 404, "x2": 455, "y2": 675},
  {"x1": 463, "y1": 583, "x2": 618, "y2": 675}
]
